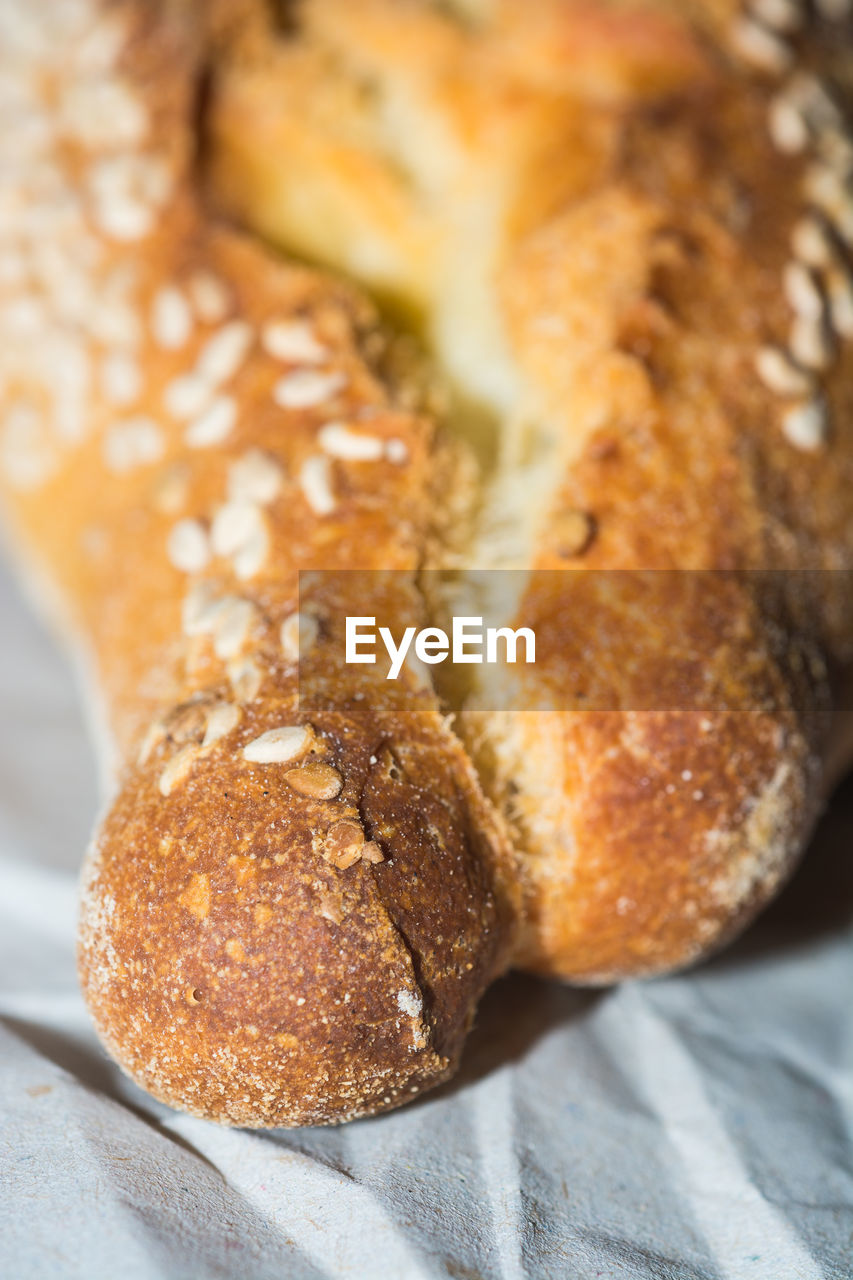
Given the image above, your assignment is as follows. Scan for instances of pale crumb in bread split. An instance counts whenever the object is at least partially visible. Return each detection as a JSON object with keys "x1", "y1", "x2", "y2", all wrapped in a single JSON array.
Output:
[
  {"x1": 402, "y1": 650, "x2": 434, "y2": 692},
  {"x1": 261, "y1": 319, "x2": 328, "y2": 364},
  {"x1": 273, "y1": 369, "x2": 346, "y2": 409},
  {"x1": 318, "y1": 422, "x2": 385, "y2": 461},
  {"x1": 243, "y1": 725, "x2": 313, "y2": 764},
  {"x1": 299, "y1": 454, "x2": 336, "y2": 515},
  {"x1": 167, "y1": 519, "x2": 210, "y2": 574},
  {"x1": 803, "y1": 163, "x2": 846, "y2": 211},
  {"x1": 284, "y1": 761, "x2": 343, "y2": 800},
  {"x1": 227, "y1": 449, "x2": 283, "y2": 505},
  {"x1": 185, "y1": 393, "x2": 237, "y2": 448},
  {"x1": 0, "y1": 254, "x2": 25, "y2": 290},
  {"x1": 792, "y1": 215, "x2": 835, "y2": 268},
  {"x1": 2, "y1": 299, "x2": 43, "y2": 339},
  {"x1": 280, "y1": 611, "x2": 319, "y2": 663}
]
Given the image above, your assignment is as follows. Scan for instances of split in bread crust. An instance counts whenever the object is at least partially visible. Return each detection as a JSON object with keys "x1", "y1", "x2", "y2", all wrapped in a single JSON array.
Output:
[{"x1": 210, "y1": 0, "x2": 853, "y2": 979}]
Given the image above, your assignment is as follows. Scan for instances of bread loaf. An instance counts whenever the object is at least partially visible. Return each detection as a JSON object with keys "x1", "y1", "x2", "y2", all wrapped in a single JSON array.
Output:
[
  {"x1": 0, "y1": 0, "x2": 851, "y2": 1124},
  {"x1": 210, "y1": 0, "x2": 853, "y2": 981}
]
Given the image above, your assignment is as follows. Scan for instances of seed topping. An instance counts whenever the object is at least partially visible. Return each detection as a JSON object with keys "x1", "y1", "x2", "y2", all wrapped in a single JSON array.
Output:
[
  {"x1": 273, "y1": 369, "x2": 346, "y2": 410},
  {"x1": 243, "y1": 725, "x2": 314, "y2": 764},
  {"x1": 280, "y1": 611, "x2": 319, "y2": 663},
  {"x1": 318, "y1": 422, "x2": 385, "y2": 461},
  {"x1": 782, "y1": 400, "x2": 828, "y2": 451},
  {"x1": 152, "y1": 285, "x2": 192, "y2": 350},
  {"x1": 203, "y1": 702, "x2": 242, "y2": 747},
  {"x1": 284, "y1": 761, "x2": 343, "y2": 800},
  {"x1": 167, "y1": 519, "x2": 210, "y2": 573},
  {"x1": 159, "y1": 744, "x2": 201, "y2": 797},
  {"x1": 262, "y1": 319, "x2": 328, "y2": 364},
  {"x1": 323, "y1": 819, "x2": 365, "y2": 869},
  {"x1": 299, "y1": 455, "x2": 336, "y2": 516},
  {"x1": 227, "y1": 449, "x2": 283, "y2": 505},
  {"x1": 755, "y1": 346, "x2": 814, "y2": 396},
  {"x1": 185, "y1": 394, "x2": 237, "y2": 448}
]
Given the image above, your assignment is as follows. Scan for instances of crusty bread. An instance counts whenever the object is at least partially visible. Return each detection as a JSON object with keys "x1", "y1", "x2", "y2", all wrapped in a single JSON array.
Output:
[
  {"x1": 0, "y1": 0, "x2": 518, "y2": 1125},
  {"x1": 0, "y1": 0, "x2": 851, "y2": 1125},
  {"x1": 210, "y1": 0, "x2": 853, "y2": 979}
]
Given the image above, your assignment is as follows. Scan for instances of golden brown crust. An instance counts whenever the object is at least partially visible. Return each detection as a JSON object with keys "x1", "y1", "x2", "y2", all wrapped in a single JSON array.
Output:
[
  {"x1": 82, "y1": 695, "x2": 513, "y2": 1126},
  {"x1": 477, "y1": 3, "x2": 853, "y2": 977},
  {"x1": 210, "y1": 0, "x2": 853, "y2": 982}
]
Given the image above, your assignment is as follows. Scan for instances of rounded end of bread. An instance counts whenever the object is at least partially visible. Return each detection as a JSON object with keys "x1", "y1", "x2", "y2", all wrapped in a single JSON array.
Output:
[{"x1": 78, "y1": 706, "x2": 514, "y2": 1126}]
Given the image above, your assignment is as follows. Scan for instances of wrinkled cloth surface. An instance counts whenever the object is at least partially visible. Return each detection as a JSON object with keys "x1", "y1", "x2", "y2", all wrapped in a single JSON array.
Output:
[{"x1": 0, "y1": 561, "x2": 851, "y2": 1280}]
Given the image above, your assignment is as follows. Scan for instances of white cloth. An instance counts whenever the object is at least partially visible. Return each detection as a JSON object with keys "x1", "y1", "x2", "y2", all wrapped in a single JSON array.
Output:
[{"x1": 1, "y1": 561, "x2": 851, "y2": 1280}]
